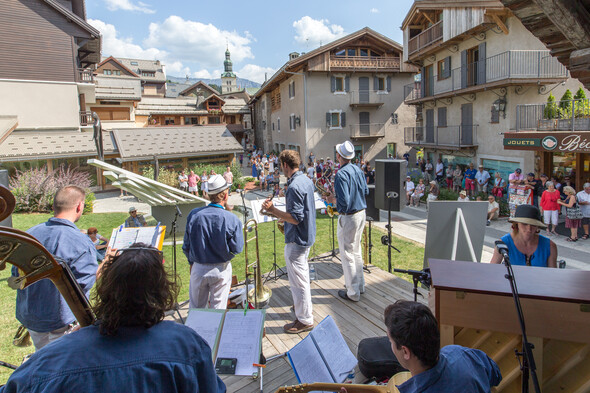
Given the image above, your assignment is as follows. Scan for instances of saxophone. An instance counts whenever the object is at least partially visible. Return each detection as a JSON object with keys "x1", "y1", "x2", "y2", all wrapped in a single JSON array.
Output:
[{"x1": 260, "y1": 189, "x2": 285, "y2": 234}]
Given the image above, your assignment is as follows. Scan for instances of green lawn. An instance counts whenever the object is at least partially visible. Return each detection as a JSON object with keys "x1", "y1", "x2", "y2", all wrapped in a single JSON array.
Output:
[{"x1": 0, "y1": 211, "x2": 424, "y2": 384}]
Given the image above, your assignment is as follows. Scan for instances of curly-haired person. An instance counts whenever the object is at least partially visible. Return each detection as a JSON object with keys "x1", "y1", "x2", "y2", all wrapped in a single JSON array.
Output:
[{"x1": 1, "y1": 244, "x2": 226, "y2": 393}]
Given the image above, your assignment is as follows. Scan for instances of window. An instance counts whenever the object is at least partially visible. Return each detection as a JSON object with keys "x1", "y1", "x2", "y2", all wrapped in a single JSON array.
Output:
[
  {"x1": 373, "y1": 76, "x2": 391, "y2": 92},
  {"x1": 360, "y1": 48, "x2": 369, "y2": 57},
  {"x1": 347, "y1": 48, "x2": 356, "y2": 57},
  {"x1": 277, "y1": 118, "x2": 280, "y2": 131},
  {"x1": 141, "y1": 71, "x2": 156, "y2": 77},
  {"x1": 208, "y1": 116, "x2": 221, "y2": 124},
  {"x1": 326, "y1": 111, "x2": 346, "y2": 129},
  {"x1": 377, "y1": 78, "x2": 385, "y2": 91},
  {"x1": 289, "y1": 114, "x2": 296, "y2": 131},
  {"x1": 164, "y1": 117, "x2": 175, "y2": 125},
  {"x1": 437, "y1": 57, "x2": 451, "y2": 80},
  {"x1": 289, "y1": 81, "x2": 295, "y2": 99},
  {"x1": 271, "y1": 88, "x2": 281, "y2": 111},
  {"x1": 130, "y1": 61, "x2": 138, "y2": 66},
  {"x1": 103, "y1": 69, "x2": 112, "y2": 75},
  {"x1": 387, "y1": 143, "x2": 397, "y2": 158},
  {"x1": 331, "y1": 76, "x2": 349, "y2": 93},
  {"x1": 391, "y1": 113, "x2": 398, "y2": 124},
  {"x1": 335, "y1": 49, "x2": 346, "y2": 57},
  {"x1": 113, "y1": 70, "x2": 121, "y2": 76}
]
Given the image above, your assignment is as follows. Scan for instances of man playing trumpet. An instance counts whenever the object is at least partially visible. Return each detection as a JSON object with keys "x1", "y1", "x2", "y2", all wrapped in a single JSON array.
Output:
[{"x1": 262, "y1": 150, "x2": 316, "y2": 333}]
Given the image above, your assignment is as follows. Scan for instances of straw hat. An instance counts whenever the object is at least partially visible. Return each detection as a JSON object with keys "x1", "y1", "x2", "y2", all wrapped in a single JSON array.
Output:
[{"x1": 508, "y1": 204, "x2": 546, "y2": 228}]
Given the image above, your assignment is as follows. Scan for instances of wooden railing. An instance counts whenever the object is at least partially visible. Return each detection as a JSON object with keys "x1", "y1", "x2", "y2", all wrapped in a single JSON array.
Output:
[
  {"x1": 80, "y1": 111, "x2": 94, "y2": 126},
  {"x1": 408, "y1": 20, "x2": 443, "y2": 55},
  {"x1": 77, "y1": 68, "x2": 95, "y2": 83},
  {"x1": 329, "y1": 56, "x2": 400, "y2": 70}
]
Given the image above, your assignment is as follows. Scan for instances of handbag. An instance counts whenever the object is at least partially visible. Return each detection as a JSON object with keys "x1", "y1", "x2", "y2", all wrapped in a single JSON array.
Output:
[{"x1": 566, "y1": 201, "x2": 584, "y2": 220}]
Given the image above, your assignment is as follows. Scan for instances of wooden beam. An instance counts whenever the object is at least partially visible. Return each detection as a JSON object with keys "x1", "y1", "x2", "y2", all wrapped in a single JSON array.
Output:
[
  {"x1": 491, "y1": 14, "x2": 509, "y2": 34},
  {"x1": 532, "y1": 0, "x2": 590, "y2": 49},
  {"x1": 419, "y1": 11, "x2": 435, "y2": 26}
]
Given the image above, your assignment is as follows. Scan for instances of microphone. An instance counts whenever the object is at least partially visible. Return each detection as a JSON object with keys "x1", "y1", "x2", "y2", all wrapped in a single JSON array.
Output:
[
  {"x1": 175, "y1": 205, "x2": 182, "y2": 217},
  {"x1": 495, "y1": 240, "x2": 509, "y2": 259},
  {"x1": 386, "y1": 191, "x2": 399, "y2": 199}
]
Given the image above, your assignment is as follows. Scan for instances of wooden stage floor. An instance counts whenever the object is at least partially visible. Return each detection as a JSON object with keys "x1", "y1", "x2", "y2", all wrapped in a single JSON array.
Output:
[{"x1": 172, "y1": 257, "x2": 425, "y2": 393}]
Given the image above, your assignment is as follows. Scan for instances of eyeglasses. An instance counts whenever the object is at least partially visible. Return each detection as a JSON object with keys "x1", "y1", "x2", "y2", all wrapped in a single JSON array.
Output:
[
  {"x1": 115, "y1": 247, "x2": 164, "y2": 260},
  {"x1": 130, "y1": 211, "x2": 137, "y2": 214}
]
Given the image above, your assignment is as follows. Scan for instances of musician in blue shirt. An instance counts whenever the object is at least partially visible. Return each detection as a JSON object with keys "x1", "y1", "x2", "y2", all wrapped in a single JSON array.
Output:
[
  {"x1": 1, "y1": 245, "x2": 225, "y2": 393},
  {"x1": 385, "y1": 300, "x2": 502, "y2": 393},
  {"x1": 13, "y1": 186, "x2": 98, "y2": 350},
  {"x1": 263, "y1": 150, "x2": 316, "y2": 334},
  {"x1": 183, "y1": 175, "x2": 243, "y2": 309},
  {"x1": 327, "y1": 141, "x2": 369, "y2": 302}
]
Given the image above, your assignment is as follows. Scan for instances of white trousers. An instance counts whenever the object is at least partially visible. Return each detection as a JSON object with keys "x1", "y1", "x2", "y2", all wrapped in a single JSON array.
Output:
[
  {"x1": 284, "y1": 243, "x2": 313, "y2": 325},
  {"x1": 337, "y1": 210, "x2": 366, "y2": 301},
  {"x1": 29, "y1": 325, "x2": 71, "y2": 351},
  {"x1": 189, "y1": 262, "x2": 232, "y2": 309},
  {"x1": 544, "y1": 210, "x2": 559, "y2": 226}
]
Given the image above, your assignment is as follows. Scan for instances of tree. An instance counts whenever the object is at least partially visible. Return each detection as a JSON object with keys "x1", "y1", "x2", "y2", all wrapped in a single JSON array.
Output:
[
  {"x1": 209, "y1": 84, "x2": 221, "y2": 94},
  {"x1": 544, "y1": 93, "x2": 558, "y2": 119},
  {"x1": 559, "y1": 89, "x2": 573, "y2": 118},
  {"x1": 574, "y1": 87, "x2": 589, "y2": 117}
]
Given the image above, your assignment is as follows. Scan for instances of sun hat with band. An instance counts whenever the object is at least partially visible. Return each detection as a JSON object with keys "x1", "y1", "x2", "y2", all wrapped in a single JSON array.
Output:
[
  {"x1": 508, "y1": 204, "x2": 547, "y2": 229},
  {"x1": 336, "y1": 141, "x2": 355, "y2": 160},
  {"x1": 207, "y1": 174, "x2": 230, "y2": 194}
]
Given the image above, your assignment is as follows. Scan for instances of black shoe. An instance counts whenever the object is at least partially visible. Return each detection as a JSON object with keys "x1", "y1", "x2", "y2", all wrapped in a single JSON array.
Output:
[{"x1": 338, "y1": 289, "x2": 356, "y2": 301}]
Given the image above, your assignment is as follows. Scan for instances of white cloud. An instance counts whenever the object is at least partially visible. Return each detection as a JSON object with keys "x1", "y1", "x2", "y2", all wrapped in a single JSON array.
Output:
[
  {"x1": 104, "y1": 0, "x2": 155, "y2": 14},
  {"x1": 165, "y1": 61, "x2": 190, "y2": 77},
  {"x1": 237, "y1": 64, "x2": 276, "y2": 84},
  {"x1": 292, "y1": 16, "x2": 345, "y2": 48},
  {"x1": 89, "y1": 19, "x2": 164, "y2": 59},
  {"x1": 192, "y1": 69, "x2": 215, "y2": 79},
  {"x1": 370, "y1": 8, "x2": 379, "y2": 13},
  {"x1": 144, "y1": 16, "x2": 254, "y2": 68}
]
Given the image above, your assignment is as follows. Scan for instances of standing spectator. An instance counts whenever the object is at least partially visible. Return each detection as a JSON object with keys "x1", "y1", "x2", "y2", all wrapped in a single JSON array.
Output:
[
  {"x1": 435, "y1": 158, "x2": 444, "y2": 183},
  {"x1": 577, "y1": 183, "x2": 590, "y2": 239},
  {"x1": 487, "y1": 195, "x2": 499, "y2": 226},
  {"x1": 419, "y1": 158, "x2": 426, "y2": 178},
  {"x1": 475, "y1": 165, "x2": 490, "y2": 195},
  {"x1": 524, "y1": 173, "x2": 542, "y2": 207},
  {"x1": 492, "y1": 171, "x2": 506, "y2": 199},
  {"x1": 410, "y1": 179, "x2": 425, "y2": 207},
  {"x1": 259, "y1": 171, "x2": 266, "y2": 191},
  {"x1": 540, "y1": 181, "x2": 560, "y2": 235},
  {"x1": 424, "y1": 159, "x2": 434, "y2": 183},
  {"x1": 200, "y1": 171, "x2": 209, "y2": 199},
  {"x1": 464, "y1": 163, "x2": 477, "y2": 198},
  {"x1": 306, "y1": 162, "x2": 315, "y2": 179},
  {"x1": 509, "y1": 168, "x2": 525, "y2": 185},
  {"x1": 315, "y1": 159, "x2": 323, "y2": 179},
  {"x1": 445, "y1": 165, "x2": 454, "y2": 189},
  {"x1": 188, "y1": 170, "x2": 199, "y2": 196},
  {"x1": 239, "y1": 153, "x2": 243, "y2": 166},
  {"x1": 252, "y1": 159, "x2": 258, "y2": 178},
  {"x1": 561, "y1": 175, "x2": 575, "y2": 198},
  {"x1": 308, "y1": 151, "x2": 315, "y2": 165},
  {"x1": 365, "y1": 163, "x2": 375, "y2": 185},
  {"x1": 403, "y1": 152, "x2": 410, "y2": 163},
  {"x1": 558, "y1": 186, "x2": 582, "y2": 241},
  {"x1": 223, "y1": 166, "x2": 233, "y2": 194},
  {"x1": 551, "y1": 176, "x2": 562, "y2": 193},
  {"x1": 14, "y1": 186, "x2": 98, "y2": 350},
  {"x1": 453, "y1": 165, "x2": 463, "y2": 193},
  {"x1": 178, "y1": 171, "x2": 189, "y2": 192},
  {"x1": 405, "y1": 176, "x2": 415, "y2": 206}
]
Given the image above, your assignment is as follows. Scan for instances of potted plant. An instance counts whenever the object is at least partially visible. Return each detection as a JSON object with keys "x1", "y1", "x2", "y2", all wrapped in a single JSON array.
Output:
[
  {"x1": 556, "y1": 89, "x2": 573, "y2": 130},
  {"x1": 539, "y1": 93, "x2": 557, "y2": 130}
]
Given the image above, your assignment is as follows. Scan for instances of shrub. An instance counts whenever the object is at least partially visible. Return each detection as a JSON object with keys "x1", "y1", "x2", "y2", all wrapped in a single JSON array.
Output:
[
  {"x1": 141, "y1": 166, "x2": 178, "y2": 188},
  {"x1": 10, "y1": 165, "x2": 93, "y2": 213},
  {"x1": 544, "y1": 93, "x2": 558, "y2": 119},
  {"x1": 559, "y1": 89, "x2": 573, "y2": 118}
]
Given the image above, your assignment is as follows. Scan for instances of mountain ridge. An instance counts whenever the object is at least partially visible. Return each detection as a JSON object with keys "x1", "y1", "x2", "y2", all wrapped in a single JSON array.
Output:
[{"x1": 167, "y1": 75, "x2": 261, "y2": 89}]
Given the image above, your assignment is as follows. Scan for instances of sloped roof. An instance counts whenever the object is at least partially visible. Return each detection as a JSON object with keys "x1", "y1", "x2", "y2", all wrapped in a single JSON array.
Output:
[
  {"x1": 0, "y1": 116, "x2": 18, "y2": 145},
  {"x1": 222, "y1": 98, "x2": 250, "y2": 114},
  {"x1": 98, "y1": 56, "x2": 140, "y2": 77},
  {"x1": 0, "y1": 129, "x2": 116, "y2": 162},
  {"x1": 401, "y1": 0, "x2": 504, "y2": 29},
  {"x1": 116, "y1": 58, "x2": 167, "y2": 83},
  {"x1": 112, "y1": 126, "x2": 243, "y2": 161},
  {"x1": 166, "y1": 83, "x2": 194, "y2": 98},
  {"x1": 135, "y1": 97, "x2": 207, "y2": 116},
  {"x1": 95, "y1": 76, "x2": 142, "y2": 101},
  {"x1": 179, "y1": 81, "x2": 219, "y2": 97}
]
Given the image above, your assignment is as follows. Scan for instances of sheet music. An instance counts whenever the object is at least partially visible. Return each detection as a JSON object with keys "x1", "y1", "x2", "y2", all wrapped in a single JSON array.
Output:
[
  {"x1": 108, "y1": 226, "x2": 163, "y2": 249},
  {"x1": 287, "y1": 332, "x2": 334, "y2": 383},
  {"x1": 310, "y1": 315, "x2": 358, "y2": 382},
  {"x1": 184, "y1": 309, "x2": 225, "y2": 357},
  {"x1": 215, "y1": 310, "x2": 265, "y2": 376}
]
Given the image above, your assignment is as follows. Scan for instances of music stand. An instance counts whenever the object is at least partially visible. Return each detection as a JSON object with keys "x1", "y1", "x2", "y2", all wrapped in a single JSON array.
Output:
[
  {"x1": 310, "y1": 212, "x2": 339, "y2": 261},
  {"x1": 165, "y1": 205, "x2": 187, "y2": 323},
  {"x1": 264, "y1": 219, "x2": 287, "y2": 282}
]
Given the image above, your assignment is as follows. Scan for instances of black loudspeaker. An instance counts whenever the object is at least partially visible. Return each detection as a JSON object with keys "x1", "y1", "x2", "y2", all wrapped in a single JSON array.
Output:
[
  {"x1": 0, "y1": 170, "x2": 12, "y2": 228},
  {"x1": 365, "y1": 185, "x2": 380, "y2": 220},
  {"x1": 375, "y1": 159, "x2": 406, "y2": 211}
]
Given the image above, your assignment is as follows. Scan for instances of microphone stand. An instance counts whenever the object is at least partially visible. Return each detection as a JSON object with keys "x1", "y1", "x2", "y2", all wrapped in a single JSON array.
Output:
[
  {"x1": 166, "y1": 204, "x2": 187, "y2": 323},
  {"x1": 496, "y1": 242, "x2": 541, "y2": 393},
  {"x1": 393, "y1": 268, "x2": 430, "y2": 302}
]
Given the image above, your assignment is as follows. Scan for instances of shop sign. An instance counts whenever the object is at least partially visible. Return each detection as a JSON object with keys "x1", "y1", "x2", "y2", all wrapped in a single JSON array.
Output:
[{"x1": 504, "y1": 133, "x2": 590, "y2": 152}]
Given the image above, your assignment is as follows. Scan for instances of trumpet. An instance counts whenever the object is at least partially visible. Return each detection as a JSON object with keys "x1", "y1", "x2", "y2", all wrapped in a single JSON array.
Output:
[{"x1": 260, "y1": 189, "x2": 285, "y2": 234}]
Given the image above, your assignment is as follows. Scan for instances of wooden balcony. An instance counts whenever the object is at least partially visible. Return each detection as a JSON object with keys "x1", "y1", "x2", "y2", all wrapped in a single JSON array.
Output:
[
  {"x1": 408, "y1": 20, "x2": 443, "y2": 56},
  {"x1": 80, "y1": 111, "x2": 94, "y2": 126},
  {"x1": 348, "y1": 91, "x2": 386, "y2": 108},
  {"x1": 77, "y1": 68, "x2": 95, "y2": 83},
  {"x1": 350, "y1": 123, "x2": 385, "y2": 139},
  {"x1": 329, "y1": 56, "x2": 400, "y2": 71}
]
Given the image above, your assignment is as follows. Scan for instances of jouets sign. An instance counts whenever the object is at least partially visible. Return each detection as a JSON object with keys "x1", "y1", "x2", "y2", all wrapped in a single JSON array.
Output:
[{"x1": 503, "y1": 133, "x2": 590, "y2": 152}]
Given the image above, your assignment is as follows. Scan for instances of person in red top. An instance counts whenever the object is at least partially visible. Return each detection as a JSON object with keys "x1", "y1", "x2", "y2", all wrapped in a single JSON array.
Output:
[{"x1": 540, "y1": 181, "x2": 560, "y2": 236}]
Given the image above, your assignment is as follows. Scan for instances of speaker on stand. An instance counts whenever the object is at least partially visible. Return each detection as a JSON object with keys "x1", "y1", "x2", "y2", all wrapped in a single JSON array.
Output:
[{"x1": 374, "y1": 160, "x2": 406, "y2": 211}]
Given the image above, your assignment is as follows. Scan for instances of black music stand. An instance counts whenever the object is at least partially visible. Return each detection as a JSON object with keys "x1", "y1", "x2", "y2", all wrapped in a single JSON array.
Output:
[
  {"x1": 264, "y1": 219, "x2": 287, "y2": 282},
  {"x1": 310, "y1": 212, "x2": 339, "y2": 261},
  {"x1": 363, "y1": 216, "x2": 374, "y2": 273},
  {"x1": 165, "y1": 205, "x2": 188, "y2": 323}
]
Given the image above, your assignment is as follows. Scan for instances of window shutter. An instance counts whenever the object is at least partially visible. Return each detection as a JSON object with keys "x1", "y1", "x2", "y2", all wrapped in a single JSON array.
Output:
[
  {"x1": 373, "y1": 77, "x2": 378, "y2": 91},
  {"x1": 345, "y1": 76, "x2": 350, "y2": 92},
  {"x1": 477, "y1": 42, "x2": 486, "y2": 85},
  {"x1": 292, "y1": 82, "x2": 295, "y2": 97},
  {"x1": 331, "y1": 76, "x2": 336, "y2": 92},
  {"x1": 420, "y1": 67, "x2": 426, "y2": 98},
  {"x1": 386, "y1": 76, "x2": 391, "y2": 92},
  {"x1": 460, "y1": 50, "x2": 467, "y2": 89},
  {"x1": 341, "y1": 112, "x2": 346, "y2": 127},
  {"x1": 288, "y1": 83, "x2": 292, "y2": 98},
  {"x1": 326, "y1": 112, "x2": 331, "y2": 126},
  {"x1": 438, "y1": 107, "x2": 447, "y2": 127},
  {"x1": 443, "y1": 57, "x2": 451, "y2": 79}
]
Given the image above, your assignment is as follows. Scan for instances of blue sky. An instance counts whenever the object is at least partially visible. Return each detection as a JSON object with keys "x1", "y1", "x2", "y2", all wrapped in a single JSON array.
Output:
[{"x1": 87, "y1": 0, "x2": 415, "y2": 83}]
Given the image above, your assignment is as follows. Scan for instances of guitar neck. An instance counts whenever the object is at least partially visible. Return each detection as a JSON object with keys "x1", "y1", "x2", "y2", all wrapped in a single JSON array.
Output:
[{"x1": 50, "y1": 262, "x2": 96, "y2": 327}]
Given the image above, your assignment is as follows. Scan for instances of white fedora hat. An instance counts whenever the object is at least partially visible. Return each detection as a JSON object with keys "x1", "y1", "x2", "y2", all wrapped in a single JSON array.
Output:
[
  {"x1": 207, "y1": 174, "x2": 230, "y2": 194},
  {"x1": 336, "y1": 140, "x2": 355, "y2": 160}
]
